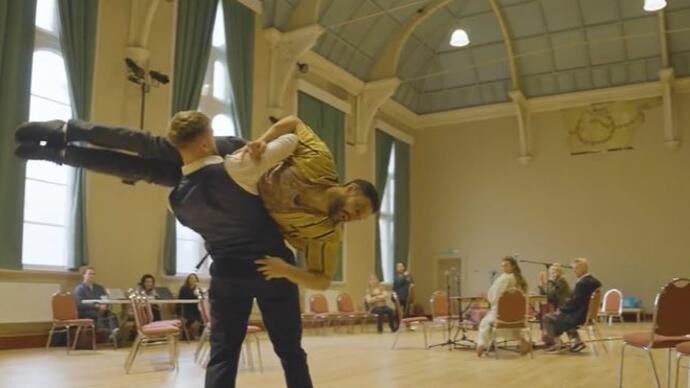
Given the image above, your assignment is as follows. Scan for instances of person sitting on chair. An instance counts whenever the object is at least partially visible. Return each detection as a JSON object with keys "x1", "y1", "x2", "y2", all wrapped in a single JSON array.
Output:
[
  {"x1": 542, "y1": 258, "x2": 601, "y2": 353},
  {"x1": 476, "y1": 256, "x2": 530, "y2": 357},
  {"x1": 538, "y1": 263, "x2": 571, "y2": 310},
  {"x1": 365, "y1": 275, "x2": 399, "y2": 334},
  {"x1": 137, "y1": 274, "x2": 161, "y2": 321},
  {"x1": 177, "y1": 273, "x2": 203, "y2": 340},
  {"x1": 73, "y1": 266, "x2": 120, "y2": 342},
  {"x1": 392, "y1": 262, "x2": 414, "y2": 316}
]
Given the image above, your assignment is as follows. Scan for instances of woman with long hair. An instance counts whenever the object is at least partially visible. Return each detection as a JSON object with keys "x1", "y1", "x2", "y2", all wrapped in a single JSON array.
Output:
[
  {"x1": 177, "y1": 273, "x2": 203, "y2": 339},
  {"x1": 137, "y1": 273, "x2": 161, "y2": 321},
  {"x1": 476, "y1": 256, "x2": 529, "y2": 356}
]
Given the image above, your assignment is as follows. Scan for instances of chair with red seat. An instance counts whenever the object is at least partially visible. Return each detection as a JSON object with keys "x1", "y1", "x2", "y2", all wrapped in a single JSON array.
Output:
[
  {"x1": 429, "y1": 290, "x2": 460, "y2": 340},
  {"x1": 309, "y1": 293, "x2": 340, "y2": 334},
  {"x1": 599, "y1": 288, "x2": 624, "y2": 325},
  {"x1": 46, "y1": 291, "x2": 96, "y2": 353},
  {"x1": 124, "y1": 293, "x2": 180, "y2": 373},
  {"x1": 194, "y1": 289, "x2": 264, "y2": 372},
  {"x1": 490, "y1": 288, "x2": 533, "y2": 359},
  {"x1": 336, "y1": 292, "x2": 375, "y2": 333},
  {"x1": 391, "y1": 292, "x2": 429, "y2": 349},
  {"x1": 619, "y1": 278, "x2": 690, "y2": 388}
]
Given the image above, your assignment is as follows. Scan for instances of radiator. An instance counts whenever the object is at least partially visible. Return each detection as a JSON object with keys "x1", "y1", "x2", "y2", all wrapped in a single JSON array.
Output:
[{"x1": 0, "y1": 282, "x2": 60, "y2": 323}]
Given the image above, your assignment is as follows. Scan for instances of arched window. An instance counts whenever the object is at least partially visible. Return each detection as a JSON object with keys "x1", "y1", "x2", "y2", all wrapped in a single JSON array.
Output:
[
  {"x1": 175, "y1": 2, "x2": 235, "y2": 274},
  {"x1": 22, "y1": 0, "x2": 74, "y2": 267}
]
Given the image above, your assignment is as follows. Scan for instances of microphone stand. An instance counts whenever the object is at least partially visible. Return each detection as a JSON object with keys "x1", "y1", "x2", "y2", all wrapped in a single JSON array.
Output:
[
  {"x1": 451, "y1": 271, "x2": 475, "y2": 349},
  {"x1": 428, "y1": 270, "x2": 463, "y2": 351}
]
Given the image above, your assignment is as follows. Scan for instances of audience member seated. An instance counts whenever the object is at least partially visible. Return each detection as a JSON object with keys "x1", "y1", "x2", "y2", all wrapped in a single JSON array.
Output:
[
  {"x1": 537, "y1": 263, "x2": 572, "y2": 340},
  {"x1": 73, "y1": 266, "x2": 120, "y2": 341},
  {"x1": 177, "y1": 273, "x2": 203, "y2": 339},
  {"x1": 542, "y1": 258, "x2": 601, "y2": 353},
  {"x1": 538, "y1": 263, "x2": 571, "y2": 310},
  {"x1": 476, "y1": 256, "x2": 530, "y2": 357},
  {"x1": 392, "y1": 262, "x2": 414, "y2": 316},
  {"x1": 137, "y1": 273, "x2": 161, "y2": 321},
  {"x1": 365, "y1": 275, "x2": 399, "y2": 334}
]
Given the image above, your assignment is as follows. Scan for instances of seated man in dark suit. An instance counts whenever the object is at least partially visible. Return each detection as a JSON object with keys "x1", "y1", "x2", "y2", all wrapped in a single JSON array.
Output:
[{"x1": 542, "y1": 258, "x2": 601, "y2": 353}]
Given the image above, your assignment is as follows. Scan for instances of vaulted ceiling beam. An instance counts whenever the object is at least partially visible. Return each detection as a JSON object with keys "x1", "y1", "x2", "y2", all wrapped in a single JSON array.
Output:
[{"x1": 488, "y1": 0, "x2": 519, "y2": 91}]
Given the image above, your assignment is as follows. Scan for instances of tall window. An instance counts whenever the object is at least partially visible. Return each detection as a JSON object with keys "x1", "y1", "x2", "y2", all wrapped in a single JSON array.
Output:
[
  {"x1": 175, "y1": 3, "x2": 234, "y2": 274},
  {"x1": 22, "y1": 0, "x2": 74, "y2": 268},
  {"x1": 379, "y1": 146, "x2": 396, "y2": 283}
]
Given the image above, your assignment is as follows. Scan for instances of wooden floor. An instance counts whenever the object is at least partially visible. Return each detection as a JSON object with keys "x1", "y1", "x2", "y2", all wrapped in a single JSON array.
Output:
[{"x1": 0, "y1": 322, "x2": 687, "y2": 388}]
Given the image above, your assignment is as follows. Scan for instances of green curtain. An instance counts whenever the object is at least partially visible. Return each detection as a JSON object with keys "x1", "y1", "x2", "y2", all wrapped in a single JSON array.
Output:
[
  {"x1": 393, "y1": 141, "x2": 410, "y2": 269},
  {"x1": 0, "y1": 0, "x2": 37, "y2": 270},
  {"x1": 58, "y1": 0, "x2": 99, "y2": 271},
  {"x1": 297, "y1": 92, "x2": 345, "y2": 281},
  {"x1": 222, "y1": 0, "x2": 253, "y2": 139},
  {"x1": 164, "y1": 0, "x2": 219, "y2": 275},
  {"x1": 297, "y1": 92, "x2": 345, "y2": 178},
  {"x1": 374, "y1": 130, "x2": 394, "y2": 279}
]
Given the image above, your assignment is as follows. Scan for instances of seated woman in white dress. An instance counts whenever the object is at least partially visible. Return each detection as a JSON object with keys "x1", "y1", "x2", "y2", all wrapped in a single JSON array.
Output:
[{"x1": 476, "y1": 256, "x2": 529, "y2": 357}]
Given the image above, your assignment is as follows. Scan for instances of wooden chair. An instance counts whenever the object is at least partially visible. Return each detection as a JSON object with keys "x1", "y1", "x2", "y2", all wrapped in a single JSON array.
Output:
[
  {"x1": 125, "y1": 293, "x2": 180, "y2": 373},
  {"x1": 46, "y1": 292, "x2": 96, "y2": 353},
  {"x1": 619, "y1": 278, "x2": 690, "y2": 388},
  {"x1": 490, "y1": 288, "x2": 533, "y2": 359},
  {"x1": 391, "y1": 292, "x2": 429, "y2": 350},
  {"x1": 578, "y1": 288, "x2": 607, "y2": 355},
  {"x1": 599, "y1": 288, "x2": 624, "y2": 325}
]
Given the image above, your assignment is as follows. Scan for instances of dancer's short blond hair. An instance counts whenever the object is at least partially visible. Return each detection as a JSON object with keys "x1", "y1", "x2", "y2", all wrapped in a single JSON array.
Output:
[{"x1": 167, "y1": 110, "x2": 211, "y2": 149}]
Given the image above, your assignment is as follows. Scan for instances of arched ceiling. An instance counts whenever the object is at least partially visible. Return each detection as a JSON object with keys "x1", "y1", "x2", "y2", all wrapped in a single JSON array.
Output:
[{"x1": 263, "y1": 0, "x2": 690, "y2": 114}]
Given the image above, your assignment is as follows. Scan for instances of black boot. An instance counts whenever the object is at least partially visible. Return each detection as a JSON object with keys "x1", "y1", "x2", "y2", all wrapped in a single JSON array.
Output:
[
  {"x1": 15, "y1": 120, "x2": 67, "y2": 147},
  {"x1": 15, "y1": 143, "x2": 65, "y2": 164}
]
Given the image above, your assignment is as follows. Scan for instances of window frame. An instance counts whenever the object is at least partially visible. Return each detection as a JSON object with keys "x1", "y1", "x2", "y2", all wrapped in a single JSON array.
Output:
[
  {"x1": 22, "y1": 2, "x2": 74, "y2": 272},
  {"x1": 174, "y1": 2, "x2": 235, "y2": 276}
]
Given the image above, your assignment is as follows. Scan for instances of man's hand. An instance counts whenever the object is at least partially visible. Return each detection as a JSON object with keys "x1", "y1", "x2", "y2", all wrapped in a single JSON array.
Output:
[
  {"x1": 241, "y1": 140, "x2": 267, "y2": 161},
  {"x1": 256, "y1": 257, "x2": 293, "y2": 280},
  {"x1": 538, "y1": 271, "x2": 547, "y2": 286}
]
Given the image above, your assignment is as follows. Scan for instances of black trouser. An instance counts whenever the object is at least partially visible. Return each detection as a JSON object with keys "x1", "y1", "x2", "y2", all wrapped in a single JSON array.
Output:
[
  {"x1": 398, "y1": 298, "x2": 408, "y2": 316},
  {"x1": 58, "y1": 120, "x2": 245, "y2": 186},
  {"x1": 206, "y1": 274, "x2": 312, "y2": 388},
  {"x1": 370, "y1": 306, "x2": 397, "y2": 333},
  {"x1": 543, "y1": 313, "x2": 580, "y2": 342}
]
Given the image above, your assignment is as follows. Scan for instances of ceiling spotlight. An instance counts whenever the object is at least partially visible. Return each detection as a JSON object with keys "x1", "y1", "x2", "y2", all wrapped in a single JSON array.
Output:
[
  {"x1": 643, "y1": 0, "x2": 667, "y2": 12},
  {"x1": 450, "y1": 29, "x2": 470, "y2": 48}
]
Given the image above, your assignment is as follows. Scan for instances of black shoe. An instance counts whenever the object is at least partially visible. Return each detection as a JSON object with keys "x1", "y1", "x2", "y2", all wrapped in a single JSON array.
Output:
[
  {"x1": 15, "y1": 120, "x2": 66, "y2": 147},
  {"x1": 14, "y1": 143, "x2": 64, "y2": 164}
]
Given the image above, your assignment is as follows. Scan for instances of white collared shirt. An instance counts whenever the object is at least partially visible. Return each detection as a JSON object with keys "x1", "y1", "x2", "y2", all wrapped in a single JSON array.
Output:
[
  {"x1": 180, "y1": 134, "x2": 299, "y2": 195},
  {"x1": 576, "y1": 273, "x2": 591, "y2": 283}
]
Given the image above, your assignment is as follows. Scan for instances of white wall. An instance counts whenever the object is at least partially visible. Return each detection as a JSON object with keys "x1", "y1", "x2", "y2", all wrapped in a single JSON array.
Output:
[{"x1": 411, "y1": 94, "x2": 690, "y2": 312}]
